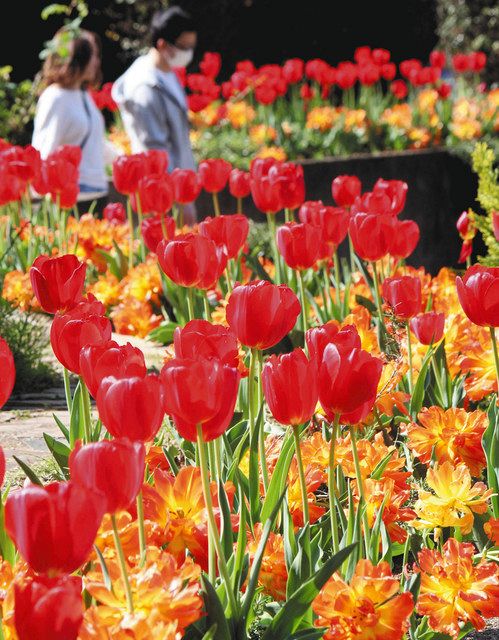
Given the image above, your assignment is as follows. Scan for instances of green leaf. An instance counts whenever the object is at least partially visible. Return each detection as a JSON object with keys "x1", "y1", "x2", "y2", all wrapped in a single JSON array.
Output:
[
  {"x1": 409, "y1": 347, "x2": 434, "y2": 416},
  {"x1": 289, "y1": 630, "x2": 327, "y2": 640},
  {"x1": 248, "y1": 405, "x2": 264, "y2": 525},
  {"x1": 370, "y1": 450, "x2": 396, "y2": 480},
  {"x1": 13, "y1": 456, "x2": 43, "y2": 485},
  {"x1": 286, "y1": 524, "x2": 311, "y2": 598},
  {"x1": 162, "y1": 445, "x2": 179, "y2": 475},
  {"x1": 148, "y1": 321, "x2": 179, "y2": 345},
  {"x1": 262, "y1": 544, "x2": 357, "y2": 640},
  {"x1": 43, "y1": 433, "x2": 71, "y2": 478},
  {"x1": 231, "y1": 484, "x2": 248, "y2": 591},
  {"x1": 260, "y1": 430, "x2": 294, "y2": 523},
  {"x1": 41, "y1": 3, "x2": 70, "y2": 20},
  {"x1": 69, "y1": 382, "x2": 83, "y2": 448},
  {"x1": 200, "y1": 575, "x2": 232, "y2": 640},
  {"x1": 355, "y1": 294, "x2": 377, "y2": 314},
  {"x1": 485, "y1": 396, "x2": 499, "y2": 518},
  {"x1": 94, "y1": 545, "x2": 113, "y2": 591},
  {"x1": 52, "y1": 413, "x2": 69, "y2": 441},
  {"x1": 242, "y1": 252, "x2": 274, "y2": 283},
  {"x1": 218, "y1": 480, "x2": 234, "y2": 562},
  {"x1": 0, "y1": 502, "x2": 16, "y2": 565}
]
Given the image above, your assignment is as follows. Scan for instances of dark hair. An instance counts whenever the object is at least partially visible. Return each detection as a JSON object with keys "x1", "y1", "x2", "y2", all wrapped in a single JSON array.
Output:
[
  {"x1": 39, "y1": 29, "x2": 102, "y2": 92},
  {"x1": 149, "y1": 6, "x2": 197, "y2": 48}
]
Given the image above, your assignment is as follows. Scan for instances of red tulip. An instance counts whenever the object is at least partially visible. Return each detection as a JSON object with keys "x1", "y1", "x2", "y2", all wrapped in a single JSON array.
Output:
[
  {"x1": 351, "y1": 191, "x2": 392, "y2": 216},
  {"x1": 456, "y1": 210, "x2": 476, "y2": 241},
  {"x1": 452, "y1": 54, "x2": 470, "y2": 73},
  {"x1": 79, "y1": 340, "x2": 146, "y2": 398},
  {"x1": 391, "y1": 79, "x2": 408, "y2": 99},
  {"x1": 69, "y1": 439, "x2": 145, "y2": 514},
  {"x1": 30, "y1": 254, "x2": 86, "y2": 314},
  {"x1": 141, "y1": 214, "x2": 176, "y2": 253},
  {"x1": 372, "y1": 48, "x2": 390, "y2": 65},
  {"x1": 134, "y1": 173, "x2": 174, "y2": 214},
  {"x1": 173, "y1": 319, "x2": 240, "y2": 369},
  {"x1": 161, "y1": 357, "x2": 240, "y2": 442},
  {"x1": 382, "y1": 276, "x2": 422, "y2": 320},
  {"x1": 14, "y1": 575, "x2": 83, "y2": 640},
  {"x1": 200, "y1": 52, "x2": 222, "y2": 79},
  {"x1": 249, "y1": 157, "x2": 277, "y2": 181},
  {"x1": 332, "y1": 175, "x2": 361, "y2": 207},
  {"x1": 198, "y1": 213, "x2": 249, "y2": 259},
  {"x1": 389, "y1": 219, "x2": 420, "y2": 259},
  {"x1": 354, "y1": 46, "x2": 372, "y2": 64},
  {"x1": 306, "y1": 323, "x2": 360, "y2": 364},
  {"x1": 56, "y1": 183, "x2": 79, "y2": 209},
  {"x1": 400, "y1": 59, "x2": 422, "y2": 79},
  {"x1": 143, "y1": 149, "x2": 169, "y2": 175},
  {"x1": 459, "y1": 240, "x2": 473, "y2": 264},
  {"x1": 282, "y1": 58, "x2": 304, "y2": 83},
  {"x1": 171, "y1": 168, "x2": 202, "y2": 204},
  {"x1": 380, "y1": 62, "x2": 396, "y2": 81},
  {"x1": 226, "y1": 280, "x2": 301, "y2": 350},
  {"x1": 438, "y1": 82, "x2": 452, "y2": 99},
  {"x1": 373, "y1": 178, "x2": 408, "y2": 215},
  {"x1": 229, "y1": 169, "x2": 251, "y2": 199},
  {"x1": 268, "y1": 162, "x2": 305, "y2": 210},
  {"x1": 456, "y1": 265, "x2": 499, "y2": 327},
  {"x1": 276, "y1": 222, "x2": 323, "y2": 270},
  {"x1": 299, "y1": 203, "x2": 350, "y2": 247},
  {"x1": 251, "y1": 175, "x2": 282, "y2": 213},
  {"x1": 469, "y1": 51, "x2": 487, "y2": 73},
  {"x1": 492, "y1": 212, "x2": 499, "y2": 242},
  {"x1": 336, "y1": 62, "x2": 357, "y2": 90},
  {"x1": 97, "y1": 374, "x2": 165, "y2": 442},
  {"x1": 430, "y1": 50, "x2": 446, "y2": 69},
  {"x1": 358, "y1": 63, "x2": 380, "y2": 86},
  {"x1": 50, "y1": 296, "x2": 112, "y2": 374},
  {"x1": 112, "y1": 154, "x2": 144, "y2": 195},
  {"x1": 49, "y1": 145, "x2": 81, "y2": 169},
  {"x1": 410, "y1": 312, "x2": 445, "y2": 345},
  {"x1": 262, "y1": 348, "x2": 318, "y2": 426},
  {"x1": 349, "y1": 212, "x2": 394, "y2": 261},
  {"x1": 318, "y1": 345, "x2": 383, "y2": 424},
  {"x1": 198, "y1": 158, "x2": 232, "y2": 193},
  {"x1": 103, "y1": 202, "x2": 126, "y2": 224},
  {"x1": 0, "y1": 337, "x2": 15, "y2": 409},
  {"x1": 5, "y1": 481, "x2": 105, "y2": 575},
  {"x1": 157, "y1": 233, "x2": 228, "y2": 289}
]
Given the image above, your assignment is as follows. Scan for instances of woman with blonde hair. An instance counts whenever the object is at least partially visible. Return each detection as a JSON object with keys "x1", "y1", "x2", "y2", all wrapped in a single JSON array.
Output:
[{"x1": 32, "y1": 28, "x2": 115, "y2": 203}]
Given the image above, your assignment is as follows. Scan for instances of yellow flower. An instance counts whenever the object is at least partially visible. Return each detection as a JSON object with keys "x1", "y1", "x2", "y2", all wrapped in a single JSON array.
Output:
[
  {"x1": 87, "y1": 273, "x2": 122, "y2": 308},
  {"x1": 1, "y1": 270, "x2": 40, "y2": 311},
  {"x1": 256, "y1": 146, "x2": 287, "y2": 161},
  {"x1": 121, "y1": 258, "x2": 162, "y2": 305},
  {"x1": 249, "y1": 124, "x2": 276, "y2": 145},
  {"x1": 110, "y1": 298, "x2": 162, "y2": 338},
  {"x1": 226, "y1": 101, "x2": 256, "y2": 128},
  {"x1": 408, "y1": 127, "x2": 431, "y2": 148},
  {"x1": 343, "y1": 109, "x2": 366, "y2": 132},
  {"x1": 380, "y1": 104, "x2": 412, "y2": 129},
  {"x1": 306, "y1": 106, "x2": 339, "y2": 132},
  {"x1": 417, "y1": 88, "x2": 439, "y2": 114},
  {"x1": 412, "y1": 461, "x2": 493, "y2": 534}
]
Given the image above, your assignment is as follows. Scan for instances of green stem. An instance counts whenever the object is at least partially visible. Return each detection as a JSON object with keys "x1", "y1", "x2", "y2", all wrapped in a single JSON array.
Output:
[
  {"x1": 136, "y1": 491, "x2": 146, "y2": 567},
  {"x1": 328, "y1": 414, "x2": 341, "y2": 556},
  {"x1": 348, "y1": 235, "x2": 355, "y2": 275},
  {"x1": 266, "y1": 212, "x2": 282, "y2": 284},
  {"x1": 63, "y1": 367, "x2": 72, "y2": 412},
  {"x1": 292, "y1": 425, "x2": 310, "y2": 527},
  {"x1": 134, "y1": 192, "x2": 146, "y2": 263},
  {"x1": 212, "y1": 192, "x2": 221, "y2": 217},
  {"x1": 333, "y1": 251, "x2": 341, "y2": 309},
  {"x1": 225, "y1": 266, "x2": 233, "y2": 295},
  {"x1": 297, "y1": 269, "x2": 308, "y2": 338},
  {"x1": 203, "y1": 291, "x2": 211, "y2": 321},
  {"x1": 187, "y1": 287, "x2": 195, "y2": 321},
  {"x1": 178, "y1": 203, "x2": 185, "y2": 228},
  {"x1": 126, "y1": 198, "x2": 134, "y2": 270},
  {"x1": 237, "y1": 197, "x2": 242, "y2": 214},
  {"x1": 256, "y1": 350, "x2": 269, "y2": 493},
  {"x1": 79, "y1": 377, "x2": 92, "y2": 443},
  {"x1": 111, "y1": 514, "x2": 134, "y2": 613},
  {"x1": 196, "y1": 424, "x2": 239, "y2": 616},
  {"x1": 490, "y1": 327, "x2": 499, "y2": 393},
  {"x1": 349, "y1": 425, "x2": 371, "y2": 554},
  {"x1": 371, "y1": 261, "x2": 386, "y2": 331},
  {"x1": 406, "y1": 322, "x2": 414, "y2": 396}
]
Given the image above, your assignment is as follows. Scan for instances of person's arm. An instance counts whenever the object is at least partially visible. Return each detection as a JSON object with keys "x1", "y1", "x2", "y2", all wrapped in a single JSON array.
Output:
[
  {"x1": 127, "y1": 84, "x2": 169, "y2": 151},
  {"x1": 32, "y1": 91, "x2": 73, "y2": 158}
]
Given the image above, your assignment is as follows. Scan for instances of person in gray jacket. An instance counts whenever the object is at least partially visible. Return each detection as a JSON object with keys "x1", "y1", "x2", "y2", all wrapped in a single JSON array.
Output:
[{"x1": 112, "y1": 7, "x2": 197, "y2": 172}]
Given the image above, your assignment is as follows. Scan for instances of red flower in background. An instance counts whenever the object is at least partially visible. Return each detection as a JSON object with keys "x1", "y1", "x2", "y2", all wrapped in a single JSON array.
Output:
[
  {"x1": 391, "y1": 79, "x2": 408, "y2": 99},
  {"x1": 410, "y1": 312, "x2": 445, "y2": 345},
  {"x1": 103, "y1": 202, "x2": 126, "y2": 224},
  {"x1": 226, "y1": 280, "x2": 301, "y2": 350},
  {"x1": 452, "y1": 54, "x2": 470, "y2": 73},
  {"x1": 96, "y1": 374, "x2": 165, "y2": 442},
  {"x1": 199, "y1": 213, "x2": 249, "y2": 259},
  {"x1": 79, "y1": 339, "x2": 146, "y2": 398},
  {"x1": 382, "y1": 275, "x2": 422, "y2": 320},
  {"x1": 173, "y1": 319, "x2": 240, "y2": 369},
  {"x1": 157, "y1": 233, "x2": 228, "y2": 289},
  {"x1": 373, "y1": 178, "x2": 408, "y2": 215},
  {"x1": 50, "y1": 295, "x2": 112, "y2": 374},
  {"x1": 14, "y1": 575, "x2": 83, "y2": 640},
  {"x1": 262, "y1": 348, "x2": 318, "y2": 426},
  {"x1": 161, "y1": 357, "x2": 240, "y2": 442},
  {"x1": 199, "y1": 52, "x2": 222, "y2": 79},
  {"x1": 456, "y1": 265, "x2": 499, "y2": 327},
  {"x1": 276, "y1": 221, "x2": 324, "y2": 270},
  {"x1": 141, "y1": 214, "x2": 176, "y2": 253},
  {"x1": 349, "y1": 212, "x2": 394, "y2": 261},
  {"x1": 198, "y1": 158, "x2": 232, "y2": 193},
  {"x1": 112, "y1": 154, "x2": 144, "y2": 195},
  {"x1": 69, "y1": 438, "x2": 145, "y2": 514},
  {"x1": 306, "y1": 324, "x2": 360, "y2": 364},
  {"x1": 30, "y1": 254, "x2": 86, "y2": 314},
  {"x1": 5, "y1": 481, "x2": 104, "y2": 575},
  {"x1": 332, "y1": 175, "x2": 361, "y2": 207},
  {"x1": 469, "y1": 51, "x2": 487, "y2": 72},
  {"x1": 430, "y1": 51, "x2": 446, "y2": 69},
  {"x1": 299, "y1": 202, "x2": 350, "y2": 248},
  {"x1": 171, "y1": 168, "x2": 201, "y2": 204},
  {"x1": 0, "y1": 337, "x2": 15, "y2": 409},
  {"x1": 268, "y1": 162, "x2": 306, "y2": 210},
  {"x1": 143, "y1": 149, "x2": 169, "y2": 175},
  {"x1": 389, "y1": 219, "x2": 420, "y2": 259},
  {"x1": 229, "y1": 169, "x2": 251, "y2": 199},
  {"x1": 134, "y1": 173, "x2": 174, "y2": 214},
  {"x1": 282, "y1": 58, "x2": 304, "y2": 83}
]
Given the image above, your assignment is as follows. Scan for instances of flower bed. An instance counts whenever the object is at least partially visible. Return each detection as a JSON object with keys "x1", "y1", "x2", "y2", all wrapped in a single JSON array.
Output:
[{"x1": 0, "y1": 140, "x2": 499, "y2": 639}]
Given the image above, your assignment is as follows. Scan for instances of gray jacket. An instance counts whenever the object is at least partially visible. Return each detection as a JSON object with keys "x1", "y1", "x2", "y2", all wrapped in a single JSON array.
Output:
[{"x1": 112, "y1": 55, "x2": 196, "y2": 171}]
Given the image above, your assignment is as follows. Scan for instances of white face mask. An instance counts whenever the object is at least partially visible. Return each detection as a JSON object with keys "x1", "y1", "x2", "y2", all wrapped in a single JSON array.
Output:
[{"x1": 167, "y1": 46, "x2": 193, "y2": 68}]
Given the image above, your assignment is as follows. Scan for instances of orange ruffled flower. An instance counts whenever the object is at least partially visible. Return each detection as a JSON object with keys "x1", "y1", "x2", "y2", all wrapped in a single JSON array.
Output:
[
  {"x1": 484, "y1": 517, "x2": 499, "y2": 545},
  {"x1": 1, "y1": 270, "x2": 40, "y2": 312},
  {"x1": 287, "y1": 461, "x2": 326, "y2": 527},
  {"x1": 110, "y1": 298, "x2": 162, "y2": 339},
  {"x1": 458, "y1": 325, "x2": 498, "y2": 402},
  {"x1": 81, "y1": 547, "x2": 203, "y2": 639},
  {"x1": 417, "y1": 538, "x2": 499, "y2": 638},
  {"x1": 246, "y1": 523, "x2": 288, "y2": 601},
  {"x1": 313, "y1": 559, "x2": 413, "y2": 640},
  {"x1": 361, "y1": 477, "x2": 416, "y2": 544},
  {"x1": 407, "y1": 406, "x2": 487, "y2": 475},
  {"x1": 411, "y1": 461, "x2": 493, "y2": 534},
  {"x1": 93, "y1": 512, "x2": 164, "y2": 564}
]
